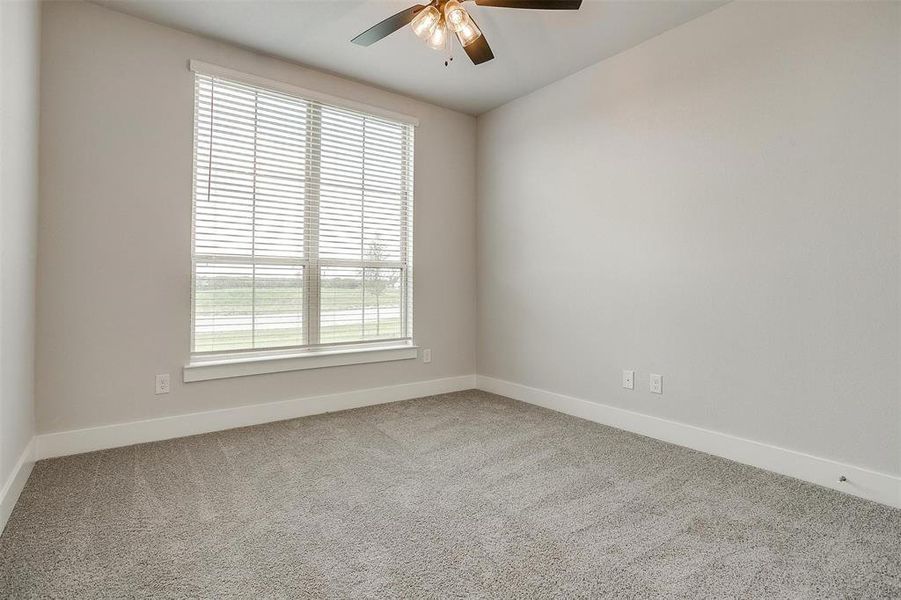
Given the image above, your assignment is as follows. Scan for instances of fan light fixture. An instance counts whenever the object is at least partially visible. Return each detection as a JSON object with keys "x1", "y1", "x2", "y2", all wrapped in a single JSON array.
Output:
[
  {"x1": 413, "y1": 0, "x2": 481, "y2": 52},
  {"x1": 351, "y1": 0, "x2": 584, "y2": 67},
  {"x1": 426, "y1": 18, "x2": 449, "y2": 50},
  {"x1": 455, "y1": 14, "x2": 481, "y2": 46},
  {"x1": 443, "y1": 0, "x2": 467, "y2": 32},
  {"x1": 410, "y1": 5, "x2": 440, "y2": 40}
]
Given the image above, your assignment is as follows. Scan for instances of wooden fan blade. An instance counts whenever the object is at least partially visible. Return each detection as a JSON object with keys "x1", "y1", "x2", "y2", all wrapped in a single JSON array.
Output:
[
  {"x1": 352, "y1": 4, "x2": 427, "y2": 46},
  {"x1": 473, "y1": 0, "x2": 582, "y2": 8},
  {"x1": 460, "y1": 16, "x2": 494, "y2": 65}
]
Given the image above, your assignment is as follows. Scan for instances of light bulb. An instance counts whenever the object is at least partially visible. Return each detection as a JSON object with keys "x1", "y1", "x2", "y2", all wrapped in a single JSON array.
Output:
[
  {"x1": 426, "y1": 18, "x2": 448, "y2": 50},
  {"x1": 455, "y1": 13, "x2": 481, "y2": 47},
  {"x1": 443, "y1": 0, "x2": 467, "y2": 33},
  {"x1": 410, "y1": 5, "x2": 440, "y2": 40}
]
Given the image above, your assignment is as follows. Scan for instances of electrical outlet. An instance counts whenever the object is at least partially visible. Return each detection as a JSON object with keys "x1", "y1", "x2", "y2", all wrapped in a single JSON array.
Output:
[
  {"x1": 155, "y1": 373, "x2": 170, "y2": 395},
  {"x1": 622, "y1": 370, "x2": 634, "y2": 390},
  {"x1": 649, "y1": 374, "x2": 663, "y2": 395},
  {"x1": 422, "y1": 348, "x2": 432, "y2": 363}
]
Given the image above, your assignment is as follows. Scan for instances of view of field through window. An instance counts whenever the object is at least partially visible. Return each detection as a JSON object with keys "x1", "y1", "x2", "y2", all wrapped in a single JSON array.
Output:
[{"x1": 192, "y1": 73, "x2": 412, "y2": 354}]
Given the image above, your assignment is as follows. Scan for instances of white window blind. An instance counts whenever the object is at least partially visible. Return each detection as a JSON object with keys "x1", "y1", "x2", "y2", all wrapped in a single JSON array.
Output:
[{"x1": 191, "y1": 70, "x2": 414, "y2": 358}]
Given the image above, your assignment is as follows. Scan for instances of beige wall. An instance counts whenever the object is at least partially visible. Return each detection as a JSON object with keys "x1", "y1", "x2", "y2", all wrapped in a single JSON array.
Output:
[
  {"x1": 477, "y1": 1, "x2": 901, "y2": 476},
  {"x1": 36, "y1": 1, "x2": 477, "y2": 434},
  {"x1": 1, "y1": 0, "x2": 40, "y2": 482}
]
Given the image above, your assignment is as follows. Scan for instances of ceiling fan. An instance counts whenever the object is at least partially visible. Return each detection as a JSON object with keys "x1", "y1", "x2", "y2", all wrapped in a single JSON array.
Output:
[{"x1": 352, "y1": 0, "x2": 583, "y2": 65}]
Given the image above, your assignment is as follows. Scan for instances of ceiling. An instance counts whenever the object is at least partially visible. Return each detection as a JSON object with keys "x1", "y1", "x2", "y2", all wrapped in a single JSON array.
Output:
[{"x1": 93, "y1": 0, "x2": 728, "y2": 115}]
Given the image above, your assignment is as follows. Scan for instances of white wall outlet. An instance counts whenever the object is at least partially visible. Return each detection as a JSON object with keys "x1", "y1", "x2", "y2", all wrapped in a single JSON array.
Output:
[
  {"x1": 650, "y1": 373, "x2": 663, "y2": 394},
  {"x1": 155, "y1": 373, "x2": 170, "y2": 395},
  {"x1": 622, "y1": 370, "x2": 634, "y2": 390},
  {"x1": 422, "y1": 348, "x2": 432, "y2": 363}
]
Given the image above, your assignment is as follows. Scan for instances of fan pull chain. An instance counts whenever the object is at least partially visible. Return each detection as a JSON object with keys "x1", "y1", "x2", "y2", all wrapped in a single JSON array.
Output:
[{"x1": 444, "y1": 34, "x2": 455, "y2": 68}]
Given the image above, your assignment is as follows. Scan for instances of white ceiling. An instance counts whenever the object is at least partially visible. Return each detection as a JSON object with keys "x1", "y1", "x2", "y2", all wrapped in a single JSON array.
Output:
[{"x1": 93, "y1": 0, "x2": 728, "y2": 115}]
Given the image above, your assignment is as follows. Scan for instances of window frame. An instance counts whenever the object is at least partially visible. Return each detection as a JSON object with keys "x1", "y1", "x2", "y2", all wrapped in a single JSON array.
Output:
[{"x1": 185, "y1": 62, "x2": 418, "y2": 380}]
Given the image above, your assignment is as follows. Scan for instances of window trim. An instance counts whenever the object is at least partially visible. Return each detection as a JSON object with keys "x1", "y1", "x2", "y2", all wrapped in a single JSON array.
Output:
[
  {"x1": 186, "y1": 61, "x2": 418, "y2": 379},
  {"x1": 184, "y1": 342, "x2": 419, "y2": 383}
]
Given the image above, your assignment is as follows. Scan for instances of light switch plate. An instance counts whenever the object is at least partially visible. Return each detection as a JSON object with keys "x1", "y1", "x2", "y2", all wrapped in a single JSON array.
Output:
[
  {"x1": 422, "y1": 348, "x2": 432, "y2": 363},
  {"x1": 650, "y1": 374, "x2": 663, "y2": 394},
  {"x1": 622, "y1": 370, "x2": 634, "y2": 390}
]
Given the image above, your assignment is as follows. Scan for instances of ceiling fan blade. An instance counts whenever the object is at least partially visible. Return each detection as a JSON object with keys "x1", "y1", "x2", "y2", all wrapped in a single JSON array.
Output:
[
  {"x1": 473, "y1": 0, "x2": 582, "y2": 8},
  {"x1": 352, "y1": 4, "x2": 427, "y2": 46},
  {"x1": 460, "y1": 16, "x2": 494, "y2": 65}
]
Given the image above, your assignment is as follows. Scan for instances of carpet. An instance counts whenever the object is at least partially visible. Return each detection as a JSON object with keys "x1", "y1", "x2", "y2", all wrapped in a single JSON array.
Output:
[{"x1": 1, "y1": 389, "x2": 899, "y2": 598}]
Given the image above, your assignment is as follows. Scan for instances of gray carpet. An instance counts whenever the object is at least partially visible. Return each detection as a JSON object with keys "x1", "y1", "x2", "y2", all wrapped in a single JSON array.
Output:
[{"x1": 1, "y1": 390, "x2": 899, "y2": 599}]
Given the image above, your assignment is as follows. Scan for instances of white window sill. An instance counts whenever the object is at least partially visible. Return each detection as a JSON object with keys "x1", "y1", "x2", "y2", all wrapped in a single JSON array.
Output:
[{"x1": 184, "y1": 344, "x2": 419, "y2": 383}]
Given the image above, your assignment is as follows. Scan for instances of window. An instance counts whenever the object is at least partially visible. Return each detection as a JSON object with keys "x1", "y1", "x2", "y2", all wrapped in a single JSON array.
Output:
[{"x1": 190, "y1": 66, "x2": 414, "y2": 368}]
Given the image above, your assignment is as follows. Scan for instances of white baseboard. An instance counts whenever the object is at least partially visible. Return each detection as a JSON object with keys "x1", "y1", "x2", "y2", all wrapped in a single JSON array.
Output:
[
  {"x1": 0, "y1": 439, "x2": 35, "y2": 535},
  {"x1": 27, "y1": 373, "x2": 901, "y2": 510},
  {"x1": 477, "y1": 375, "x2": 901, "y2": 509},
  {"x1": 36, "y1": 375, "x2": 477, "y2": 460}
]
